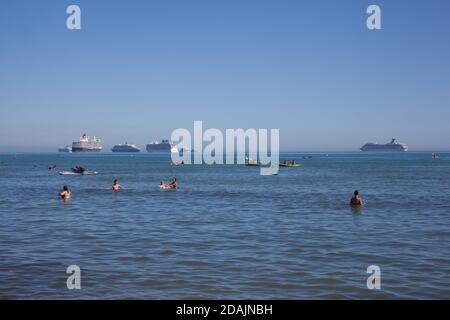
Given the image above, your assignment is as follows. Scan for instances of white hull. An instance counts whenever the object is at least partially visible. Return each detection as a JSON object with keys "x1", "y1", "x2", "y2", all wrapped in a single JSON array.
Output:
[{"x1": 112, "y1": 143, "x2": 140, "y2": 152}]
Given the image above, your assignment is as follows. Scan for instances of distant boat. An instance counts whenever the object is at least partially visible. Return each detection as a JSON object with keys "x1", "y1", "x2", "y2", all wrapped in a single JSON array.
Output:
[
  {"x1": 146, "y1": 140, "x2": 178, "y2": 153},
  {"x1": 279, "y1": 163, "x2": 300, "y2": 167},
  {"x1": 360, "y1": 138, "x2": 408, "y2": 152},
  {"x1": 58, "y1": 146, "x2": 72, "y2": 153},
  {"x1": 245, "y1": 156, "x2": 260, "y2": 166},
  {"x1": 72, "y1": 134, "x2": 102, "y2": 152},
  {"x1": 112, "y1": 143, "x2": 140, "y2": 153}
]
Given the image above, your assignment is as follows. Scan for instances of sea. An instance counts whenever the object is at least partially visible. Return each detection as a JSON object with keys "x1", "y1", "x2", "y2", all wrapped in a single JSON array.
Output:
[{"x1": 0, "y1": 152, "x2": 449, "y2": 299}]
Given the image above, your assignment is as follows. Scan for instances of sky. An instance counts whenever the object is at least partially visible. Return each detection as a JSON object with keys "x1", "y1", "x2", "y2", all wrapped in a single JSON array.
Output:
[{"x1": 0, "y1": 0, "x2": 449, "y2": 152}]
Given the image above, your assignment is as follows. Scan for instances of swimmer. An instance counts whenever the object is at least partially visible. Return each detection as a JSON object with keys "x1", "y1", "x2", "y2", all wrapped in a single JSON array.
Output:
[
  {"x1": 71, "y1": 166, "x2": 86, "y2": 174},
  {"x1": 350, "y1": 190, "x2": 364, "y2": 206},
  {"x1": 59, "y1": 186, "x2": 71, "y2": 200},
  {"x1": 112, "y1": 179, "x2": 121, "y2": 191},
  {"x1": 169, "y1": 178, "x2": 177, "y2": 189}
]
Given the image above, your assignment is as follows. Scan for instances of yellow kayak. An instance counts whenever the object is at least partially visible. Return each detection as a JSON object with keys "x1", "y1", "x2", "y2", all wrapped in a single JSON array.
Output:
[{"x1": 279, "y1": 163, "x2": 300, "y2": 167}]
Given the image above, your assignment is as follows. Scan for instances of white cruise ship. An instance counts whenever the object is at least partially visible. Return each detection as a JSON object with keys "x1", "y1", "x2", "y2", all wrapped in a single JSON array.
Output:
[
  {"x1": 146, "y1": 139, "x2": 178, "y2": 153},
  {"x1": 112, "y1": 143, "x2": 140, "y2": 152},
  {"x1": 72, "y1": 134, "x2": 102, "y2": 152},
  {"x1": 360, "y1": 138, "x2": 408, "y2": 152}
]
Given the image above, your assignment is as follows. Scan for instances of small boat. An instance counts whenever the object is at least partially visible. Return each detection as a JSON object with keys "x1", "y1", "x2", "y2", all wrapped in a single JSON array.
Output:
[
  {"x1": 279, "y1": 163, "x2": 301, "y2": 167},
  {"x1": 171, "y1": 161, "x2": 188, "y2": 166},
  {"x1": 245, "y1": 156, "x2": 260, "y2": 166},
  {"x1": 58, "y1": 146, "x2": 72, "y2": 153},
  {"x1": 60, "y1": 167, "x2": 98, "y2": 175},
  {"x1": 59, "y1": 171, "x2": 98, "y2": 176}
]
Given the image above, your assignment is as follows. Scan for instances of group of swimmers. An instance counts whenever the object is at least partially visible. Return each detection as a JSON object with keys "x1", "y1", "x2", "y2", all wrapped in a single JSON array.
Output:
[
  {"x1": 56, "y1": 164, "x2": 364, "y2": 206},
  {"x1": 160, "y1": 178, "x2": 177, "y2": 190},
  {"x1": 283, "y1": 160, "x2": 297, "y2": 165},
  {"x1": 60, "y1": 179, "x2": 363, "y2": 209},
  {"x1": 59, "y1": 177, "x2": 178, "y2": 200}
]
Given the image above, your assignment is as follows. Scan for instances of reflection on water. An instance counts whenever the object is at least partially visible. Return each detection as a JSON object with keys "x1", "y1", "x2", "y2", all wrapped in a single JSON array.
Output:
[
  {"x1": 350, "y1": 206, "x2": 363, "y2": 215},
  {"x1": 0, "y1": 152, "x2": 449, "y2": 299}
]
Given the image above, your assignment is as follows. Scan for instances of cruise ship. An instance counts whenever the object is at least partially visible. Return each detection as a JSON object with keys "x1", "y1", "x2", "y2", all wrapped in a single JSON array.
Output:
[
  {"x1": 58, "y1": 145, "x2": 72, "y2": 153},
  {"x1": 146, "y1": 139, "x2": 178, "y2": 153},
  {"x1": 112, "y1": 143, "x2": 140, "y2": 152},
  {"x1": 360, "y1": 138, "x2": 408, "y2": 152},
  {"x1": 72, "y1": 134, "x2": 102, "y2": 152}
]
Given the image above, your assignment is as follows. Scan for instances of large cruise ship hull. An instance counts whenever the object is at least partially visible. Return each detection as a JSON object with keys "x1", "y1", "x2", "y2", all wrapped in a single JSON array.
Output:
[
  {"x1": 146, "y1": 145, "x2": 172, "y2": 152},
  {"x1": 146, "y1": 144, "x2": 178, "y2": 152},
  {"x1": 112, "y1": 148, "x2": 140, "y2": 152},
  {"x1": 360, "y1": 148, "x2": 407, "y2": 152},
  {"x1": 72, "y1": 148, "x2": 102, "y2": 152}
]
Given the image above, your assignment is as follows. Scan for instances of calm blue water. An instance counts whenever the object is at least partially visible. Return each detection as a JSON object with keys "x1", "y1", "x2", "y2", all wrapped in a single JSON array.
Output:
[{"x1": 0, "y1": 152, "x2": 449, "y2": 299}]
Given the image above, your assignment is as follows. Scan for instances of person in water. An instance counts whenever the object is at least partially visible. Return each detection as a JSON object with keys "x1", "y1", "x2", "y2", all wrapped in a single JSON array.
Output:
[
  {"x1": 71, "y1": 166, "x2": 86, "y2": 174},
  {"x1": 59, "y1": 186, "x2": 71, "y2": 200},
  {"x1": 350, "y1": 190, "x2": 364, "y2": 206},
  {"x1": 169, "y1": 178, "x2": 177, "y2": 189},
  {"x1": 112, "y1": 179, "x2": 121, "y2": 191},
  {"x1": 159, "y1": 180, "x2": 171, "y2": 189}
]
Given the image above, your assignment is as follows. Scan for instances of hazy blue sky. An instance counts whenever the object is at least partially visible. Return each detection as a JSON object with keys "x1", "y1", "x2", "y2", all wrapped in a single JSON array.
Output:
[{"x1": 1, "y1": 0, "x2": 449, "y2": 152}]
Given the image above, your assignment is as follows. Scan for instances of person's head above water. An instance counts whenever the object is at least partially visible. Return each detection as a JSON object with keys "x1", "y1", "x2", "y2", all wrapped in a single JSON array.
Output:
[
  {"x1": 113, "y1": 179, "x2": 118, "y2": 184},
  {"x1": 354, "y1": 190, "x2": 359, "y2": 196},
  {"x1": 63, "y1": 185, "x2": 69, "y2": 191}
]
